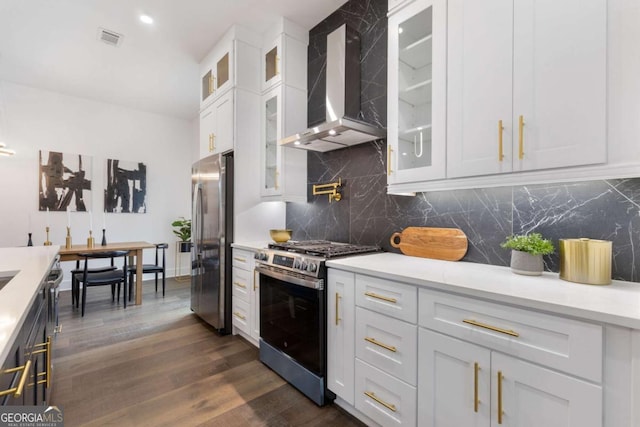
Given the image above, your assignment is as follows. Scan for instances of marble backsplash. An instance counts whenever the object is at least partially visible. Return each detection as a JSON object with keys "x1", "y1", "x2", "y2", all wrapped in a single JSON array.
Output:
[
  {"x1": 286, "y1": 140, "x2": 640, "y2": 283},
  {"x1": 288, "y1": 0, "x2": 639, "y2": 283}
]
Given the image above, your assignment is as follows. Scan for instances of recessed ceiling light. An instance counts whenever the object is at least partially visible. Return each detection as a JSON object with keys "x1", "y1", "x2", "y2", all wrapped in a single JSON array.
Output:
[
  {"x1": 140, "y1": 14, "x2": 154, "y2": 24},
  {"x1": 294, "y1": 141, "x2": 301, "y2": 145},
  {"x1": 328, "y1": 129, "x2": 337, "y2": 136},
  {"x1": 398, "y1": 27, "x2": 403, "y2": 34}
]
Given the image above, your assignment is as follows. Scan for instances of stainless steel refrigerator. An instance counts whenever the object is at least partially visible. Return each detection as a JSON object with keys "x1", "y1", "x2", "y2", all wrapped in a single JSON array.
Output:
[{"x1": 191, "y1": 152, "x2": 233, "y2": 333}]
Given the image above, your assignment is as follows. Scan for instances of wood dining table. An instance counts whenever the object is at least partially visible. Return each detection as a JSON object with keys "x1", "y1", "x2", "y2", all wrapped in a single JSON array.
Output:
[{"x1": 59, "y1": 241, "x2": 155, "y2": 305}]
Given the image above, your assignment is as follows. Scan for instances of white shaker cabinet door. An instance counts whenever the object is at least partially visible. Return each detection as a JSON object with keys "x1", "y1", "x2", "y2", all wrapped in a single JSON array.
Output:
[
  {"x1": 493, "y1": 352, "x2": 602, "y2": 427},
  {"x1": 327, "y1": 269, "x2": 356, "y2": 405},
  {"x1": 446, "y1": 0, "x2": 513, "y2": 178},
  {"x1": 512, "y1": 0, "x2": 606, "y2": 172},
  {"x1": 419, "y1": 328, "x2": 491, "y2": 427}
]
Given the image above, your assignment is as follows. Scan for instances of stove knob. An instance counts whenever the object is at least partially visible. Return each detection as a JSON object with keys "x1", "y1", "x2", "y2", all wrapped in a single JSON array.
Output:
[
  {"x1": 293, "y1": 259, "x2": 302, "y2": 269},
  {"x1": 259, "y1": 252, "x2": 268, "y2": 261},
  {"x1": 301, "y1": 261, "x2": 309, "y2": 271},
  {"x1": 307, "y1": 262, "x2": 318, "y2": 273},
  {"x1": 253, "y1": 252, "x2": 260, "y2": 260}
]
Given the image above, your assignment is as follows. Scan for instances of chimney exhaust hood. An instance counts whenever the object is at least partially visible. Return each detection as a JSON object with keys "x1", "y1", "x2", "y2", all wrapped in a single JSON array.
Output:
[{"x1": 279, "y1": 24, "x2": 386, "y2": 152}]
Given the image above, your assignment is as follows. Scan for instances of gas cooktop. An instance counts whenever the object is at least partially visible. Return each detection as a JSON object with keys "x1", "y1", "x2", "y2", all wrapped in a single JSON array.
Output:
[{"x1": 268, "y1": 240, "x2": 380, "y2": 259}]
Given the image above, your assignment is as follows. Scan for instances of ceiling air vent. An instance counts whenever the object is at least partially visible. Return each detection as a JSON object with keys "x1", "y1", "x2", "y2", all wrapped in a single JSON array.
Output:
[{"x1": 97, "y1": 27, "x2": 123, "y2": 47}]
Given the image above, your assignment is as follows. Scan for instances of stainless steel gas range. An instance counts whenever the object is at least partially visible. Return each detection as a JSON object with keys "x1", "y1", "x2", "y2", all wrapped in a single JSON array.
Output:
[{"x1": 254, "y1": 240, "x2": 380, "y2": 406}]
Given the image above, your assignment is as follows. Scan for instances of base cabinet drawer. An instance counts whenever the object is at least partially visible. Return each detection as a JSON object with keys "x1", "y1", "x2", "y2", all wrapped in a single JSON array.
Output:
[
  {"x1": 232, "y1": 299, "x2": 250, "y2": 335},
  {"x1": 419, "y1": 288, "x2": 602, "y2": 382},
  {"x1": 355, "y1": 359, "x2": 416, "y2": 427},
  {"x1": 232, "y1": 249, "x2": 253, "y2": 269},
  {"x1": 232, "y1": 267, "x2": 250, "y2": 301},
  {"x1": 355, "y1": 307, "x2": 417, "y2": 386},
  {"x1": 356, "y1": 275, "x2": 417, "y2": 323}
]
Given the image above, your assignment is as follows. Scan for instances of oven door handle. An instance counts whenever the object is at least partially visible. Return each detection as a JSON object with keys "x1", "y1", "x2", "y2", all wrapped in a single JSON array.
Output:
[{"x1": 255, "y1": 264, "x2": 323, "y2": 290}]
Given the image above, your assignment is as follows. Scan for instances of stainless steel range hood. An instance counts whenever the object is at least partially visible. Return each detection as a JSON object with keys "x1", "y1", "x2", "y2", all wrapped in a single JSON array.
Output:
[{"x1": 279, "y1": 24, "x2": 386, "y2": 152}]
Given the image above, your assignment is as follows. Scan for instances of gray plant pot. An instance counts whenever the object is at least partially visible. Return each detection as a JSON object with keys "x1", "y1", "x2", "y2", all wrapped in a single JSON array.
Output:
[{"x1": 510, "y1": 250, "x2": 543, "y2": 276}]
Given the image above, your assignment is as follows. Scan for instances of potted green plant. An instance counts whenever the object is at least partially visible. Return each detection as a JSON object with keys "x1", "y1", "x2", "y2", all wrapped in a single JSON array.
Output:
[
  {"x1": 500, "y1": 233, "x2": 554, "y2": 276},
  {"x1": 172, "y1": 217, "x2": 192, "y2": 252}
]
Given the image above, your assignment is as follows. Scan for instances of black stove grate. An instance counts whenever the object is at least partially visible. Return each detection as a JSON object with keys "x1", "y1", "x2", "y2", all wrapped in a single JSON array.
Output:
[{"x1": 268, "y1": 240, "x2": 380, "y2": 258}]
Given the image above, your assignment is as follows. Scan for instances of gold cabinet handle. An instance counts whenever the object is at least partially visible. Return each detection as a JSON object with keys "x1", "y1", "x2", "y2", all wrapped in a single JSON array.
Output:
[
  {"x1": 364, "y1": 337, "x2": 397, "y2": 353},
  {"x1": 208, "y1": 134, "x2": 213, "y2": 152},
  {"x1": 233, "y1": 312, "x2": 246, "y2": 320},
  {"x1": 0, "y1": 359, "x2": 32, "y2": 398},
  {"x1": 463, "y1": 319, "x2": 519, "y2": 337},
  {"x1": 518, "y1": 115, "x2": 524, "y2": 159},
  {"x1": 364, "y1": 291, "x2": 397, "y2": 304},
  {"x1": 498, "y1": 120, "x2": 504, "y2": 161},
  {"x1": 497, "y1": 371, "x2": 504, "y2": 424},
  {"x1": 234, "y1": 257, "x2": 246, "y2": 262},
  {"x1": 211, "y1": 133, "x2": 216, "y2": 152},
  {"x1": 274, "y1": 169, "x2": 279, "y2": 191},
  {"x1": 212, "y1": 75, "x2": 217, "y2": 92},
  {"x1": 233, "y1": 281, "x2": 246, "y2": 289},
  {"x1": 32, "y1": 336, "x2": 52, "y2": 388},
  {"x1": 387, "y1": 145, "x2": 393, "y2": 176},
  {"x1": 276, "y1": 55, "x2": 280, "y2": 76},
  {"x1": 335, "y1": 292, "x2": 341, "y2": 326},
  {"x1": 474, "y1": 362, "x2": 480, "y2": 412},
  {"x1": 364, "y1": 391, "x2": 397, "y2": 412},
  {"x1": 253, "y1": 269, "x2": 258, "y2": 292}
]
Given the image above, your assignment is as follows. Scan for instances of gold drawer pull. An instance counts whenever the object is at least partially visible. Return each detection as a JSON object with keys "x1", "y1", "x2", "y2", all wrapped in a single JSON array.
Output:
[
  {"x1": 364, "y1": 391, "x2": 397, "y2": 412},
  {"x1": 463, "y1": 319, "x2": 519, "y2": 337},
  {"x1": 233, "y1": 312, "x2": 246, "y2": 320},
  {"x1": 498, "y1": 371, "x2": 504, "y2": 424},
  {"x1": 364, "y1": 337, "x2": 397, "y2": 353},
  {"x1": 335, "y1": 292, "x2": 341, "y2": 326},
  {"x1": 31, "y1": 336, "x2": 52, "y2": 388},
  {"x1": 233, "y1": 281, "x2": 246, "y2": 289},
  {"x1": 498, "y1": 120, "x2": 504, "y2": 161},
  {"x1": 0, "y1": 359, "x2": 32, "y2": 398},
  {"x1": 364, "y1": 291, "x2": 397, "y2": 304},
  {"x1": 474, "y1": 362, "x2": 480, "y2": 412},
  {"x1": 518, "y1": 115, "x2": 524, "y2": 159},
  {"x1": 387, "y1": 145, "x2": 393, "y2": 176},
  {"x1": 234, "y1": 257, "x2": 247, "y2": 262}
]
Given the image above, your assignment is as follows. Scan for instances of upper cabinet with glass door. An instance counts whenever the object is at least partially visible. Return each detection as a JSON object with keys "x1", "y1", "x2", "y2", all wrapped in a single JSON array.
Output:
[
  {"x1": 387, "y1": 0, "x2": 447, "y2": 190},
  {"x1": 200, "y1": 25, "x2": 262, "y2": 111},
  {"x1": 261, "y1": 18, "x2": 308, "y2": 93}
]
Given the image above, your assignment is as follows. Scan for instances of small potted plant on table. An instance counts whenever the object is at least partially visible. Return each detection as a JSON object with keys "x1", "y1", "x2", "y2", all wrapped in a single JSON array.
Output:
[
  {"x1": 501, "y1": 233, "x2": 554, "y2": 276},
  {"x1": 172, "y1": 217, "x2": 192, "y2": 252}
]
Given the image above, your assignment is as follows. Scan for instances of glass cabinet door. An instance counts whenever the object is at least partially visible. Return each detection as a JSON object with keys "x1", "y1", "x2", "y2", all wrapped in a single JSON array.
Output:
[
  {"x1": 398, "y1": 7, "x2": 433, "y2": 172},
  {"x1": 216, "y1": 53, "x2": 230, "y2": 90},
  {"x1": 388, "y1": 0, "x2": 446, "y2": 186},
  {"x1": 262, "y1": 89, "x2": 281, "y2": 195}
]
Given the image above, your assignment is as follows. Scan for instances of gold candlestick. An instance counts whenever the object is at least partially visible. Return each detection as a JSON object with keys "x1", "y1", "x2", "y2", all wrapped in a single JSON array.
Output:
[
  {"x1": 44, "y1": 226, "x2": 52, "y2": 246},
  {"x1": 66, "y1": 226, "x2": 73, "y2": 249},
  {"x1": 87, "y1": 230, "x2": 95, "y2": 248}
]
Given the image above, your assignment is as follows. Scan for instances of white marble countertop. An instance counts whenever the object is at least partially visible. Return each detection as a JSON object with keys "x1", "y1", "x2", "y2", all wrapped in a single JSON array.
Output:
[
  {"x1": 326, "y1": 252, "x2": 640, "y2": 330},
  {"x1": 0, "y1": 246, "x2": 60, "y2": 363},
  {"x1": 231, "y1": 241, "x2": 269, "y2": 251}
]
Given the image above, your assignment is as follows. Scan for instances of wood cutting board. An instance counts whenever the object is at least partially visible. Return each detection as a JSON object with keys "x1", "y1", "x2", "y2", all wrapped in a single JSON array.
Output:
[{"x1": 390, "y1": 227, "x2": 468, "y2": 261}]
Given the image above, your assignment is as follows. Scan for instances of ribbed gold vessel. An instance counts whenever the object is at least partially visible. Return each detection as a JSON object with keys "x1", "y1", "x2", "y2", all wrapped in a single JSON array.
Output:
[{"x1": 559, "y1": 238, "x2": 612, "y2": 285}]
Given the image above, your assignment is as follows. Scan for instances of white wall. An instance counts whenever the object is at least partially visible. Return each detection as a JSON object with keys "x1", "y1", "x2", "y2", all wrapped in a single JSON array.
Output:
[{"x1": 0, "y1": 80, "x2": 195, "y2": 289}]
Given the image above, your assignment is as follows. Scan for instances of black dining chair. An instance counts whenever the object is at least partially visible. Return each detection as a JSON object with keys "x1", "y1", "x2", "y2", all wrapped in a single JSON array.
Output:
[
  {"x1": 127, "y1": 243, "x2": 168, "y2": 299},
  {"x1": 70, "y1": 260, "x2": 117, "y2": 308},
  {"x1": 74, "y1": 251, "x2": 128, "y2": 317}
]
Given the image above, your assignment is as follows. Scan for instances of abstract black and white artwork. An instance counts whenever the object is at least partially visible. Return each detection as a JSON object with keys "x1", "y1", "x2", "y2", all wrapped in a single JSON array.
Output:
[
  {"x1": 39, "y1": 150, "x2": 92, "y2": 212},
  {"x1": 104, "y1": 159, "x2": 147, "y2": 213}
]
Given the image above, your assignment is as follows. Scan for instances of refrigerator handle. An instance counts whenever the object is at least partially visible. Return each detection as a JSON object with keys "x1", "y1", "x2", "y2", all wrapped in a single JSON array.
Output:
[{"x1": 192, "y1": 183, "x2": 202, "y2": 256}]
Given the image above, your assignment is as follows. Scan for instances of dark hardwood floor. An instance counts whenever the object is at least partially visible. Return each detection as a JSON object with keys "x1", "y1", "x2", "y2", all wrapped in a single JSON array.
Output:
[{"x1": 51, "y1": 278, "x2": 365, "y2": 426}]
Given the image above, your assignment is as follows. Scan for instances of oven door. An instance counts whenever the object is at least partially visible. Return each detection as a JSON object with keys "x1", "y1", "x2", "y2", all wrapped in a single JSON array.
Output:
[{"x1": 257, "y1": 265, "x2": 325, "y2": 376}]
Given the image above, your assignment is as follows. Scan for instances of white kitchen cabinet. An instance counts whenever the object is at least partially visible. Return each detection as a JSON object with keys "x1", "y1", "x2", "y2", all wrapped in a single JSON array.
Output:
[
  {"x1": 199, "y1": 25, "x2": 261, "y2": 111},
  {"x1": 199, "y1": 90, "x2": 234, "y2": 158},
  {"x1": 261, "y1": 21, "x2": 307, "y2": 92},
  {"x1": 419, "y1": 328, "x2": 602, "y2": 427},
  {"x1": 260, "y1": 84, "x2": 307, "y2": 202},
  {"x1": 327, "y1": 269, "x2": 356, "y2": 405},
  {"x1": 447, "y1": 0, "x2": 606, "y2": 178},
  {"x1": 200, "y1": 47, "x2": 232, "y2": 109},
  {"x1": 231, "y1": 248, "x2": 259, "y2": 346},
  {"x1": 355, "y1": 359, "x2": 417, "y2": 427},
  {"x1": 387, "y1": 0, "x2": 447, "y2": 186}
]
